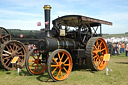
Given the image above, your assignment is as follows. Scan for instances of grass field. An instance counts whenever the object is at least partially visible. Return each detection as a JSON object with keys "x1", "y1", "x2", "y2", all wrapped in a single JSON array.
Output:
[{"x1": 0, "y1": 53, "x2": 128, "y2": 85}]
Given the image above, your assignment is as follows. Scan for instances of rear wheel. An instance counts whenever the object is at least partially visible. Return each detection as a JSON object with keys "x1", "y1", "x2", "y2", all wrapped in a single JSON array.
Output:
[
  {"x1": 86, "y1": 37, "x2": 108, "y2": 71},
  {"x1": 47, "y1": 49, "x2": 72, "y2": 81},
  {"x1": 25, "y1": 49, "x2": 47, "y2": 75}
]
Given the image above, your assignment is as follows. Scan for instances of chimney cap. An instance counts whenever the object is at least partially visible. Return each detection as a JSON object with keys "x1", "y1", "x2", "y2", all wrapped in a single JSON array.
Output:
[{"x1": 43, "y1": 5, "x2": 51, "y2": 10}]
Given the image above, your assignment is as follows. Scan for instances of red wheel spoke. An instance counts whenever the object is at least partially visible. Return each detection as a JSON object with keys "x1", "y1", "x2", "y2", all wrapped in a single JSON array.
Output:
[
  {"x1": 63, "y1": 57, "x2": 69, "y2": 64},
  {"x1": 28, "y1": 60, "x2": 34, "y2": 62},
  {"x1": 52, "y1": 57, "x2": 58, "y2": 64},
  {"x1": 33, "y1": 64, "x2": 38, "y2": 72},
  {"x1": 15, "y1": 44, "x2": 18, "y2": 50},
  {"x1": 40, "y1": 63, "x2": 44, "y2": 68},
  {"x1": 61, "y1": 71, "x2": 63, "y2": 77},
  {"x1": 29, "y1": 63, "x2": 35, "y2": 68},
  {"x1": 99, "y1": 42, "x2": 103, "y2": 46},
  {"x1": 2, "y1": 34, "x2": 10, "y2": 38},
  {"x1": 13, "y1": 43, "x2": 16, "y2": 50},
  {"x1": 17, "y1": 48, "x2": 22, "y2": 52},
  {"x1": 7, "y1": 60, "x2": 11, "y2": 66},
  {"x1": 3, "y1": 57, "x2": 10, "y2": 60},
  {"x1": 63, "y1": 67, "x2": 68, "y2": 73},
  {"x1": 52, "y1": 67, "x2": 58, "y2": 74},
  {"x1": 64, "y1": 64, "x2": 70, "y2": 66},
  {"x1": 94, "y1": 57, "x2": 98, "y2": 64},
  {"x1": 51, "y1": 65, "x2": 59, "y2": 67},
  {"x1": 5, "y1": 59, "x2": 9, "y2": 65},
  {"x1": 100, "y1": 61, "x2": 104, "y2": 66},
  {"x1": 98, "y1": 42, "x2": 103, "y2": 50},
  {"x1": 94, "y1": 45, "x2": 98, "y2": 50},
  {"x1": 96, "y1": 40, "x2": 99, "y2": 47},
  {"x1": 58, "y1": 53, "x2": 61, "y2": 61},
  {"x1": 56, "y1": 68, "x2": 61, "y2": 78},
  {"x1": 31, "y1": 55, "x2": 36, "y2": 60},
  {"x1": 6, "y1": 45, "x2": 9, "y2": 51},
  {"x1": 100, "y1": 48, "x2": 106, "y2": 51},
  {"x1": 18, "y1": 51, "x2": 23, "y2": 55},
  {"x1": 60, "y1": 53, "x2": 64, "y2": 62},
  {"x1": 93, "y1": 55, "x2": 98, "y2": 59},
  {"x1": 9, "y1": 45, "x2": 13, "y2": 51},
  {"x1": 93, "y1": 50, "x2": 97, "y2": 54}
]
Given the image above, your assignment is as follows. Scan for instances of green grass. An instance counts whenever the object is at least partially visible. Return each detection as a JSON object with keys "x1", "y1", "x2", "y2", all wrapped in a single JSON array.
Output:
[{"x1": 0, "y1": 53, "x2": 128, "y2": 85}]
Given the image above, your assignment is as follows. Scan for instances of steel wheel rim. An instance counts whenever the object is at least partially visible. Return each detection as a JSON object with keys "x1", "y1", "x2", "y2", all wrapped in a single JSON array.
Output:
[
  {"x1": 1, "y1": 41, "x2": 26, "y2": 70},
  {"x1": 93, "y1": 38, "x2": 108, "y2": 70},
  {"x1": 28, "y1": 49, "x2": 47, "y2": 74},
  {"x1": 50, "y1": 51, "x2": 72, "y2": 80}
]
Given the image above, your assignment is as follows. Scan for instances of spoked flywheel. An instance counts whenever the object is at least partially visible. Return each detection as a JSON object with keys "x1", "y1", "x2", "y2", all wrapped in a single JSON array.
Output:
[
  {"x1": 47, "y1": 49, "x2": 72, "y2": 81},
  {"x1": 25, "y1": 49, "x2": 47, "y2": 75},
  {"x1": 78, "y1": 25, "x2": 92, "y2": 45},
  {"x1": 0, "y1": 40, "x2": 26, "y2": 70},
  {"x1": 0, "y1": 27, "x2": 11, "y2": 44},
  {"x1": 86, "y1": 37, "x2": 108, "y2": 71}
]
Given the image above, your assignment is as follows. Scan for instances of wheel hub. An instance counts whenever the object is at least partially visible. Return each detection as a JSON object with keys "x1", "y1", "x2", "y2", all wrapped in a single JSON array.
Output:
[
  {"x1": 58, "y1": 62, "x2": 64, "y2": 69},
  {"x1": 98, "y1": 52, "x2": 102, "y2": 56},
  {"x1": 35, "y1": 59, "x2": 41, "y2": 64},
  {"x1": 61, "y1": 64, "x2": 64, "y2": 68},
  {"x1": 11, "y1": 51, "x2": 18, "y2": 57}
]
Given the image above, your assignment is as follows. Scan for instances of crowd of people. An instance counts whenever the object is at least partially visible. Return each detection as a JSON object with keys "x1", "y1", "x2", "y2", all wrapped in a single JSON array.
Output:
[{"x1": 104, "y1": 37, "x2": 128, "y2": 57}]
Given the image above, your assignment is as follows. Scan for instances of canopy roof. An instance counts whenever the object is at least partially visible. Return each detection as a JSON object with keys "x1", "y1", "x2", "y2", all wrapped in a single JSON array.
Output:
[{"x1": 52, "y1": 15, "x2": 112, "y2": 27}]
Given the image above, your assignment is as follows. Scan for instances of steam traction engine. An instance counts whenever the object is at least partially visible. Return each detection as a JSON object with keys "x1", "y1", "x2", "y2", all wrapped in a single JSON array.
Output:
[
  {"x1": 0, "y1": 27, "x2": 26, "y2": 70},
  {"x1": 25, "y1": 5, "x2": 112, "y2": 81}
]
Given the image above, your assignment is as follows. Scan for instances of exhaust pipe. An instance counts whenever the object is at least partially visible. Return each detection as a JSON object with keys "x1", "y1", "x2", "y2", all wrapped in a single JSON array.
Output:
[{"x1": 43, "y1": 5, "x2": 51, "y2": 37}]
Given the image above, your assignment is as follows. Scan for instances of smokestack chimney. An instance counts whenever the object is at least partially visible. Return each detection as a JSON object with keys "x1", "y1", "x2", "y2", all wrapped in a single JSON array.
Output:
[{"x1": 43, "y1": 5, "x2": 51, "y2": 37}]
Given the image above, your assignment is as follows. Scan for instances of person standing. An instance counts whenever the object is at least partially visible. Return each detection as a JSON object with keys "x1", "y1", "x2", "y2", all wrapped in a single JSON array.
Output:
[
  {"x1": 117, "y1": 42, "x2": 121, "y2": 55},
  {"x1": 112, "y1": 43, "x2": 116, "y2": 55},
  {"x1": 121, "y1": 42, "x2": 125, "y2": 53},
  {"x1": 125, "y1": 44, "x2": 128, "y2": 57},
  {"x1": 107, "y1": 42, "x2": 113, "y2": 55}
]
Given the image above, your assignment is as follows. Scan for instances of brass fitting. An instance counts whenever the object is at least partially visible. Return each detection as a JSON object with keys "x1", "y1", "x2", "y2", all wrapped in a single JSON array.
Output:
[{"x1": 43, "y1": 5, "x2": 51, "y2": 10}]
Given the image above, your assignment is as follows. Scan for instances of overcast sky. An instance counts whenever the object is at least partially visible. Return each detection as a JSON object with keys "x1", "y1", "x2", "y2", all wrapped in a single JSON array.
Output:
[{"x1": 0, "y1": 0, "x2": 128, "y2": 34}]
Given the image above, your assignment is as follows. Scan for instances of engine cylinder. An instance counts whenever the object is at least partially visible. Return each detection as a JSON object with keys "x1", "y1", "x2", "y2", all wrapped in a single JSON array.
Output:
[{"x1": 37, "y1": 37, "x2": 77, "y2": 52}]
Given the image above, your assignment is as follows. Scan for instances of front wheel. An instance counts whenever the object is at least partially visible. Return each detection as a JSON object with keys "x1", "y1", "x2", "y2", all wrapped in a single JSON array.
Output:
[
  {"x1": 25, "y1": 49, "x2": 47, "y2": 75},
  {"x1": 47, "y1": 49, "x2": 72, "y2": 81}
]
